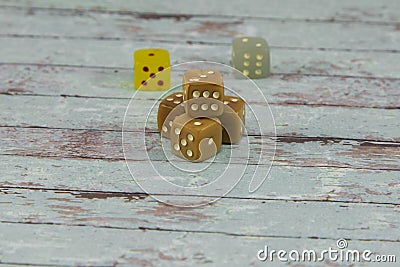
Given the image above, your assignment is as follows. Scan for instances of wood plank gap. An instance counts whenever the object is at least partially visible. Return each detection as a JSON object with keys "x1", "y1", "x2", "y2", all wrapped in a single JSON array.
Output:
[
  {"x1": 1, "y1": 185, "x2": 399, "y2": 206},
  {"x1": 0, "y1": 220, "x2": 398, "y2": 243}
]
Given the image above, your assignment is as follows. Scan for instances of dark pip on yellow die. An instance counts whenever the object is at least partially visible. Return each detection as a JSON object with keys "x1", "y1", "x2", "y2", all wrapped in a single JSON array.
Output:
[{"x1": 134, "y1": 48, "x2": 170, "y2": 90}]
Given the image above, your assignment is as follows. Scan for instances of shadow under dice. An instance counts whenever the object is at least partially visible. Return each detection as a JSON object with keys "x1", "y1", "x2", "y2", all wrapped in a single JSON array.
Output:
[
  {"x1": 232, "y1": 37, "x2": 270, "y2": 79},
  {"x1": 183, "y1": 69, "x2": 224, "y2": 117},
  {"x1": 134, "y1": 48, "x2": 170, "y2": 90},
  {"x1": 219, "y1": 96, "x2": 246, "y2": 144},
  {"x1": 157, "y1": 92, "x2": 185, "y2": 138},
  {"x1": 170, "y1": 114, "x2": 222, "y2": 162}
]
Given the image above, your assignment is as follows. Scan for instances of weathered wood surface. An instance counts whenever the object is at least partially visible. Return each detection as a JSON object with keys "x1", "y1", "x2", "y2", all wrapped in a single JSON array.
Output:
[
  {"x1": 2, "y1": 127, "x2": 400, "y2": 171},
  {"x1": 1, "y1": 64, "x2": 399, "y2": 109},
  {"x1": 1, "y1": 155, "x2": 399, "y2": 204},
  {"x1": 0, "y1": 7, "x2": 400, "y2": 51},
  {"x1": 1, "y1": 0, "x2": 399, "y2": 266},
  {"x1": 1, "y1": 37, "x2": 400, "y2": 78},
  {"x1": 0, "y1": 223, "x2": 398, "y2": 267},
  {"x1": 0, "y1": 187, "x2": 399, "y2": 241},
  {"x1": 1, "y1": 0, "x2": 399, "y2": 23},
  {"x1": 1, "y1": 94, "x2": 399, "y2": 141}
]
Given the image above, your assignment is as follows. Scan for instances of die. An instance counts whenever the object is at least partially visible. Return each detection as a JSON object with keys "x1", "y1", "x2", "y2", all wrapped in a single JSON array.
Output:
[
  {"x1": 182, "y1": 69, "x2": 224, "y2": 117},
  {"x1": 134, "y1": 48, "x2": 170, "y2": 90},
  {"x1": 231, "y1": 37, "x2": 270, "y2": 78},
  {"x1": 170, "y1": 114, "x2": 222, "y2": 162},
  {"x1": 219, "y1": 96, "x2": 246, "y2": 144},
  {"x1": 157, "y1": 92, "x2": 185, "y2": 138}
]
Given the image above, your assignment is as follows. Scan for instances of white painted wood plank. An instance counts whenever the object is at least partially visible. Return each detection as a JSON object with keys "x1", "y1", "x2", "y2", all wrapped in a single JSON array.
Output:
[
  {"x1": 1, "y1": 222, "x2": 398, "y2": 266},
  {"x1": 1, "y1": 0, "x2": 399, "y2": 23},
  {"x1": 0, "y1": 265, "x2": 58, "y2": 267},
  {"x1": 1, "y1": 64, "x2": 399, "y2": 109},
  {"x1": 2, "y1": 127, "x2": 400, "y2": 171},
  {"x1": 0, "y1": 8, "x2": 399, "y2": 51},
  {"x1": 1, "y1": 155, "x2": 399, "y2": 204},
  {"x1": 0, "y1": 188, "x2": 399, "y2": 242},
  {"x1": 1, "y1": 95, "x2": 399, "y2": 141},
  {"x1": 0, "y1": 1, "x2": 398, "y2": 266},
  {"x1": 0, "y1": 38, "x2": 399, "y2": 78}
]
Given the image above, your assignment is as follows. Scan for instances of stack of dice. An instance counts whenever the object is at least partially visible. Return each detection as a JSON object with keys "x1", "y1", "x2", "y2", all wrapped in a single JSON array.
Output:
[
  {"x1": 157, "y1": 69, "x2": 245, "y2": 162},
  {"x1": 133, "y1": 36, "x2": 270, "y2": 162}
]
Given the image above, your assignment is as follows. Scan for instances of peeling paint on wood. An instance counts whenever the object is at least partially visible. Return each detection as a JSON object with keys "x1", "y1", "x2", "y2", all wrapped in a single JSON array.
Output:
[
  {"x1": 0, "y1": 222, "x2": 399, "y2": 266},
  {"x1": 1, "y1": 0, "x2": 399, "y2": 23},
  {"x1": 1, "y1": 0, "x2": 399, "y2": 265},
  {"x1": 1, "y1": 95, "x2": 399, "y2": 140},
  {"x1": 1, "y1": 37, "x2": 400, "y2": 78},
  {"x1": 1, "y1": 127, "x2": 400, "y2": 170},
  {"x1": 0, "y1": 8, "x2": 399, "y2": 51},
  {"x1": 1, "y1": 155, "x2": 399, "y2": 204},
  {"x1": 0, "y1": 188, "x2": 399, "y2": 241},
  {"x1": 0, "y1": 64, "x2": 399, "y2": 108}
]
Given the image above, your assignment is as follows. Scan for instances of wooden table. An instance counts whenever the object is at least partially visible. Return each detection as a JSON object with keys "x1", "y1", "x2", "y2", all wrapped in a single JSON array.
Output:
[{"x1": 0, "y1": 0, "x2": 399, "y2": 266}]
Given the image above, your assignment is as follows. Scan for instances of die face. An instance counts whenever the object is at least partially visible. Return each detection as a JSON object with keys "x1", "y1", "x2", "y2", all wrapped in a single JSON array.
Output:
[
  {"x1": 183, "y1": 69, "x2": 223, "y2": 89},
  {"x1": 157, "y1": 92, "x2": 185, "y2": 137},
  {"x1": 171, "y1": 114, "x2": 222, "y2": 162},
  {"x1": 223, "y1": 96, "x2": 245, "y2": 121},
  {"x1": 232, "y1": 37, "x2": 270, "y2": 79},
  {"x1": 185, "y1": 97, "x2": 224, "y2": 118},
  {"x1": 232, "y1": 37, "x2": 268, "y2": 51},
  {"x1": 220, "y1": 96, "x2": 246, "y2": 144},
  {"x1": 182, "y1": 69, "x2": 224, "y2": 101},
  {"x1": 185, "y1": 84, "x2": 223, "y2": 101},
  {"x1": 134, "y1": 48, "x2": 170, "y2": 90},
  {"x1": 182, "y1": 69, "x2": 224, "y2": 117}
]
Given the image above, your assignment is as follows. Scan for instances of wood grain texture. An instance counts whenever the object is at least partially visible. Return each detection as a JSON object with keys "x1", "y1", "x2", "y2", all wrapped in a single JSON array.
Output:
[
  {"x1": 0, "y1": 187, "x2": 399, "y2": 241},
  {"x1": 0, "y1": 8, "x2": 399, "y2": 51},
  {"x1": 1, "y1": 154, "x2": 399, "y2": 204},
  {"x1": 1, "y1": 37, "x2": 400, "y2": 78},
  {"x1": 1, "y1": 0, "x2": 399, "y2": 265},
  {"x1": 1, "y1": 0, "x2": 399, "y2": 23},
  {"x1": 1, "y1": 94, "x2": 399, "y2": 141},
  {"x1": 1, "y1": 127, "x2": 400, "y2": 171},
  {"x1": 1, "y1": 64, "x2": 399, "y2": 109},
  {"x1": 0, "y1": 223, "x2": 398, "y2": 267}
]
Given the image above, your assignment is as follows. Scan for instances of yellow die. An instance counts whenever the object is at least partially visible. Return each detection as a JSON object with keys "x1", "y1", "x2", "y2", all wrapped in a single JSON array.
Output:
[{"x1": 133, "y1": 48, "x2": 170, "y2": 91}]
